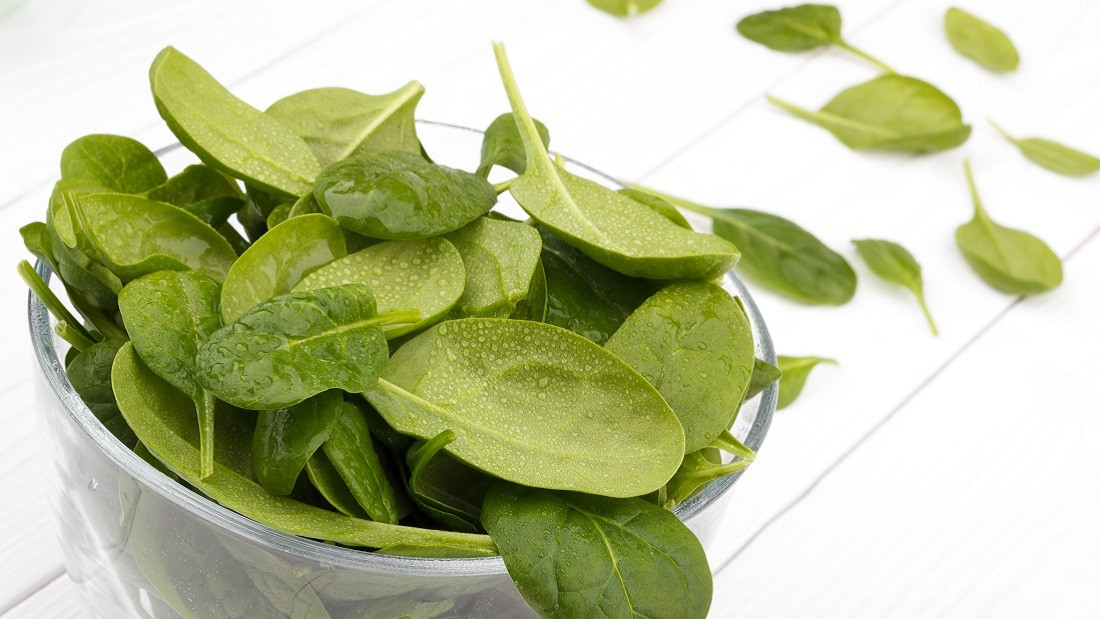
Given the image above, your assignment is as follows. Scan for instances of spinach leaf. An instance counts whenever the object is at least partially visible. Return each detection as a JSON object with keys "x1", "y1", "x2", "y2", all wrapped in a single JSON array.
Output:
[
  {"x1": 444, "y1": 217, "x2": 542, "y2": 318},
  {"x1": 540, "y1": 226, "x2": 654, "y2": 344},
  {"x1": 617, "y1": 188, "x2": 691, "y2": 229},
  {"x1": 63, "y1": 191, "x2": 237, "y2": 284},
  {"x1": 944, "y1": 7, "x2": 1019, "y2": 72},
  {"x1": 149, "y1": 47, "x2": 321, "y2": 197},
  {"x1": 736, "y1": 3, "x2": 895, "y2": 73},
  {"x1": 313, "y1": 151, "x2": 496, "y2": 239},
  {"x1": 586, "y1": 0, "x2": 663, "y2": 18},
  {"x1": 322, "y1": 400, "x2": 400, "y2": 524},
  {"x1": 198, "y1": 285, "x2": 411, "y2": 410},
  {"x1": 266, "y1": 83, "x2": 425, "y2": 166},
  {"x1": 305, "y1": 450, "x2": 369, "y2": 518},
  {"x1": 112, "y1": 342, "x2": 496, "y2": 553},
  {"x1": 220, "y1": 213, "x2": 347, "y2": 322},
  {"x1": 634, "y1": 186, "x2": 857, "y2": 305},
  {"x1": 294, "y1": 237, "x2": 465, "y2": 337},
  {"x1": 405, "y1": 430, "x2": 493, "y2": 533},
  {"x1": 664, "y1": 448, "x2": 751, "y2": 509},
  {"x1": 512, "y1": 256, "x2": 548, "y2": 321},
  {"x1": 366, "y1": 319, "x2": 684, "y2": 497},
  {"x1": 956, "y1": 161, "x2": 1063, "y2": 295},
  {"x1": 66, "y1": 338, "x2": 136, "y2": 446},
  {"x1": 145, "y1": 164, "x2": 246, "y2": 226},
  {"x1": 768, "y1": 75, "x2": 971, "y2": 153},
  {"x1": 493, "y1": 43, "x2": 739, "y2": 280},
  {"x1": 777, "y1": 355, "x2": 836, "y2": 410},
  {"x1": 990, "y1": 121, "x2": 1100, "y2": 177},
  {"x1": 482, "y1": 483, "x2": 712, "y2": 618},
  {"x1": 853, "y1": 238, "x2": 938, "y2": 335},
  {"x1": 252, "y1": 390, "x2": 342, "y2": 496},
  {"x1": 60, "y1": 134, "x2": 167, "y2": 193},
  {"x1": 119, "y1": 270, "x2": 223, "y2": 478},
  {"x1": 605, "y1": 282, "x2": 754, "y2": 453},
  {"x1": 266, "y1": 202, "x2": 293, "y2": 230},
  {"x1": 745, "y1": 357, "x2": 782, "y2": 403},
  {"x1": 477, "y1": 113, "x2": 550, "y2": 177}
]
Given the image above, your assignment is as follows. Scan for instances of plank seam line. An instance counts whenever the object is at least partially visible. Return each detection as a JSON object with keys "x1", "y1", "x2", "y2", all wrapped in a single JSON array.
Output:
[
  {"x1": 715, "y1": 221, "x2": 1100, "y2": 576},
  {"x1": 0, "y1": 567, "x2": 66, "y2": 616},
  {"x1": 634, "y1": 0, "x2": 912, "y2": 182}
]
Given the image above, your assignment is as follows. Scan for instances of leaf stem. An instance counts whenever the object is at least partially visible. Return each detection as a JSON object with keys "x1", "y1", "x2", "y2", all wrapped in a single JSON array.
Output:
[
  {"x1": 712, "y1": 430, "x2": 756, "y2": 462},
  {"x1": 916, "y1": 292, "x2": 939, "y2": 337},
  {"x1": 492, "y1": 43, "x2": 548, "y2": 171},
  {"x1": 963, "y1": 160, "x2": 989, "y2": 220},
  {"x1": 55, "y1": 320, "x2": 95, "y2": 352},
  {"x1": 493, "y1": 178, "x2": 516, "y2": 194},
  {"x1": 375, "y1": 309, "x2": 423, "y2": 327},
  {"x1": 987, "y1": 119, "x2": 1016, "y2": 143},
  {"x1": 197, "y1": 390, "x2": 216, "y2": 479},
  {"x1": 835, "y1": 39, "x2": 896, "y2": 74},
  {"x1": 18, "y1": 260, "x2": 97, "y2": 343}
]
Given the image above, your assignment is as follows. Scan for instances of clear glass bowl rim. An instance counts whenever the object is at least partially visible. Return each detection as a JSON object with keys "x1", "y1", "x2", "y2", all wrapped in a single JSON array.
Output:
[{"x1": 27, "y1": 120, "x2": 778, "y2": 578}]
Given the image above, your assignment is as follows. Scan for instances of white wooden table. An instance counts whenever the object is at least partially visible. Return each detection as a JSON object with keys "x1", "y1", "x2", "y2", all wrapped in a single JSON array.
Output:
[{"x1": 2, "y1": 0, "x2": 1098, "y2": 616}]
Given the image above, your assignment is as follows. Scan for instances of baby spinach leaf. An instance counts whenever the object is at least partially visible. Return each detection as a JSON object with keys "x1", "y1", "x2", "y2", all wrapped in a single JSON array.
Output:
[
  {"x1": 956, "y1": 161, "x2": 1063, "y2": 295},
  {"x1": 66, "y1": 338, "x2": 136, "y2": 446},
  {"x1": 266, "y1": 202, "x2": 293, "y2": 230},
  {"x1": 366, "y1": 319, "x2": 685, "y2": 497},
  {"x1": 444, "y1": 217, "x2": 542, "y2": 318},
  {"x1": 853, "y1": 238, "x2": 938, "y2": 335},
  {"x1": 266, "y1": 83, "x2": 425, "y2": 166},
  {"x1": 768, "y1": 75, "x2": 971, "y2": 153},
  {"x1": 322, "y1": 400, "x2": 400, "y2": 524},
  {"x1": 477, "y1": 113, "x2": 550, "y2": 177},
  {"x1": 605, "y1": 282, "x2": 754, "y2": 453},
  {"x1": 663, "y1": 448, "x2": 751, "y2": 509},
  {"x1": 990, "y1": 121, "x2": 1100, "y2": 177},
  {"x1": 112, "y1": 342, "x2": 496, "y2": 553},
  {"x1": 220, "y1": 213, "x2": 347, "y2": 323},
  {"x1": 149, "y1": 47, "x2": 321, "y2": 197},
  {"x1": 634, "y1": 186, "x2": 856, "y2": 305},
  {"x1": 60, "y1": 134, "x2": 167, "y2": 193},
  {"x1": 119, "y1": 270, "x2": 223, "y2": 478},
  {"x1": 482, "y1": 483, "x2": 712, "y2": 619},
  {"x1": 493, "y1": 43, "x2": 739, "y2": 280},
  {"x1": 17, "y1": 259, "x2": 97, "y2": 346},
  {"x1": 294, "y1": 237, "x2": 465, "y2": 338},
  {"x1": 736, "y1": 4, "x2": 895, "y2": 73},
  {"x1": 145, "y1": 164, "x2": 246, "y2": 226},
  {"x1": 512, "y1": 257, "x2": 548, "y2": 322},
  {"x1": 586, "y1": 0, "x2": 663, "y2": 18},
  {"x1": 745, "y1": 357, "x2": 782, "y2": 403},
  {"x1": 252, "y1": 390, "x2": 343, "y2": 496},
  {"x1": 944, "y1": 7, "x2": 1019, "y2": 72},
  {"x1": 777, "y1": 355, "x2": 836, "y2": 410},
  {"x1": 63, "y1": 191, "x2": 237, "y2": 284},
  {"x1": 198, "y1": 284, "x2": 405, "y2": 410},
  {"x1": 405, "y1": 430, "x2": 492, "y2": 533},
  {"x1": 617, "y1": 188, "x2": 691, "y2": 229},
  {"x1": 305, "y1": 450, "x2": 369, "y2": 518},
  {"x1": 313, "y1": 151, "x2": 497, "y2": 239}
]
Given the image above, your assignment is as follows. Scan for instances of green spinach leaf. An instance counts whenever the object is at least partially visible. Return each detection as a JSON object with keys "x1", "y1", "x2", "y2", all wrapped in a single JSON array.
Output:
[
  {"x1": 736, "y1": 3, "x2": 895, "y2": 73},
  {"x1": 477, "y1": 113, "x2": 550, "y2": 177},
  {"x1": 322, "y1": 400, "x2": 400, "y2": 524},
  {"x1": 294, "y1": 237, "x2": 465, "y2": 337},
  {"x1": 366, "y1": 318, "x2": 684, "y2": 497},
  {"x1": 305, "y1": 450, "x2": 369, "y2": 518},
  {"x1": 149, "y1": 47, "x2": 321, "y2": 196},
  {"x1": 252, "y1": 390, "x2": 343, "y2": 496},
  {"x1": 617, "y1": 188, "x2": 692, "y2": 229},
  {"x1": 119, "y1": 270, "x2": 223, "y2": 477},
  {"x1": 990, "y1": 121, "x2": 1100, "y2": 176},
  {"x1": 768, "y1": 75, "x2": 971, "y2": 153},
  {"x1": 777, "y1": 355, "x2": 836, "y2": 410},
  {"x1": 405, "y1": 430, "x2": 493, "y2": 533},
  {"x1": 313, "y1": 151, "x2": 496, "y2": 239},
  {"x1": 482, "y1": 483, "x2": 712, "y2": 618},
  {"x1": 493, "y1": 43, "x2": 739, "y2": 280},
  {"x1": 664, "y1": 448, "x2": 751, "y2": 509},
  {"x1": 66, "y1": 338, "x2": 135, "y2": 446},
  {"x1": 853, "y1": 238, "x2": 938, "y2": 335},
  {"x1": 745, "y1": 357, "x2": 782, "y2": 403},
  {"x1": 60, "y1": 134, "x2": 167, "y2": 193},
  {"x1": 112, "y1": 342, "x2": 496, "y2": 553},
  {"x1": 145, "y1": 164, "x2": 246, "y2": 227},
  {"x1": 198, "y1": 284, "x2": 406, "y2": 410},
  {"x1": 956, "y1": 161, "x2": 1063, "y2": 295},
  {"x1": 445, "y1": 217, "x2": 542, "y2": 318},
  {"x1": 220, "y1": 213, "x2": 347, "y2": 322},
  {"x1": 605, "y1": 282, "x2": 754, "y2": 453},
  {"x1": 266, "y1": 83, "x2": 424, "y2": 166},
  {"x1": 586, "y1": 0, "x2": 662, "y2": 17},
  {"x1": 944, "y1": 7, "x2": 1019, "y2": 72},
  {"x1": 634, "y1": 186, "x2": 856, "y2": 305}
]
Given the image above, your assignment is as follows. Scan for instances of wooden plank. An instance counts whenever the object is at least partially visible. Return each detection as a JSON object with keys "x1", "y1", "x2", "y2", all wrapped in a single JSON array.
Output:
[
  {"x1": 4, "y1": 574, "x2": 85, "y2": 619},
  {"x1": 710, "y1": 231, "x2": 1100, "y2": 617}
]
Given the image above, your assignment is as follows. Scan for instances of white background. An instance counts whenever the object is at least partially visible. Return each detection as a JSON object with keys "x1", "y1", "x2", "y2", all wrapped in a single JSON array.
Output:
[{"x1": 2, "y1": 0, "x2": 1099, "y2": 616}]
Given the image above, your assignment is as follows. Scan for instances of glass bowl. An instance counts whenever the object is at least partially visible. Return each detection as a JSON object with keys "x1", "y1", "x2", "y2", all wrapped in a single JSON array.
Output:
[{"x1": 29, "y1": 121, "x2": 777, "y2": 618}]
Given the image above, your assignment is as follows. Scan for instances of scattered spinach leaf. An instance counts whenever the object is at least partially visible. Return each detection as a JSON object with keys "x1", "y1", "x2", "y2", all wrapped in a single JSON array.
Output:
[
  {"x1": 956, "y1": 161, "x2": 1063, "y2": 295},
  {"x1": 586, "y1": 0, "x2": 663, "y2": 18},
  {"x1": 944, "y1": 7, "x2": 1019, "y2": 72},
  {"x1": 768, "y1": 75, "x2": 971, "y2": 153},
  {"x1": 777, "y1": 355, "x2": 836, "y2": 410},
  {"x1": 990, "y1": 120, "x2": 1100, "y2": 177},
  {"x1": 736, "y1": 3, "x2": 895, "y2": 73},
  {"x1": 477, "y1": 113, "x2": 550, "y2": 177},
  {"x1": 853, "y1": 238, "x2": 938, "y2": 335}
]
